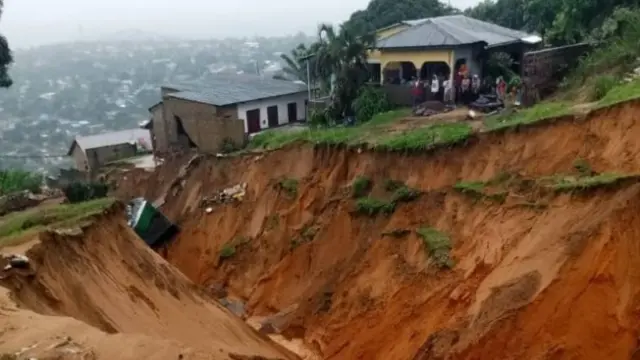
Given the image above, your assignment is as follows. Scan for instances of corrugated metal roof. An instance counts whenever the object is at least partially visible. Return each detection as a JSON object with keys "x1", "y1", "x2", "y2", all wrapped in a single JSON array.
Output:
[
  {"x1": 377, "y1": 15, "x2": 538, "y2": 49},
  {"x1": 402, "y1": 18, "x2": 429, "y2": 26},
  {"x1": 165, "y1": 74, "x2": 307, "y2": 106},
  {"x1": 69, "y1": 129, "x2": 152, "y2": 155}
]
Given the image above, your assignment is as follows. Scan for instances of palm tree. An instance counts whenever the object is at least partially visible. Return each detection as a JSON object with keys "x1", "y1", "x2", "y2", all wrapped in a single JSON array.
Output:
[
  {"x1": 279, "y1": 44, "x2": 310, "y2": 82},
  {"x1": 314, "y1": 23, "x2": 375, "y2": 119}
]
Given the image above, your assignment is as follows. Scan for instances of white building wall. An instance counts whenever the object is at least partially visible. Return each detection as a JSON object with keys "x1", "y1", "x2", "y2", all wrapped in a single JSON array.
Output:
[{"x1": 236, "y1": 92, "x2": 308, "y2": 133}]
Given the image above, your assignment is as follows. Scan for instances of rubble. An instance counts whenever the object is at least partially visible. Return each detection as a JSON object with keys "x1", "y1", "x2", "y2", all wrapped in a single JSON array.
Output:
[
  {"x1": 412, "y1": 100, "x2": 455, "y2": 116},
  {"x1": 201, "y1": 183, "x2": 247, "y2": 208},
  {"x1": 0, "y1": 190, "x2": 46, "y2": 217},
  {"x1": 469, "y1": 94, "x2": 505, "y2": 113}
]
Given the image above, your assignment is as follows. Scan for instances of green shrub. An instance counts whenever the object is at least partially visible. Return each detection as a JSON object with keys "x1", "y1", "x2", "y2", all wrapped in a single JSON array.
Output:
[
  {"x1": 0, "y1": 170, "x2": 42, "y2": 195},
  {"x1": 454, "y1": 181, "x2": 486, "y2": 197},
  {"x1": 355, "y1": 197, "x2": 395, "y2": 216},
  {"x1": 351, "y1": 176, "x2": 371, "y2": 198},
  {"x1": 384, "y1": 179, "x2": 404, "y2": 192},
  {"x1": 592, "y1": 75, "x2": 618, "y2": 101},
  {"x1": 391, "y1": 186, "x2": 421, "y2": 203},
  {"x1": 277, "y1": 178, "x2": 299, "y2": 198},
  {"x1": 220, "y1": 137, "x2": 240, "y2": 154},
  {"x1": 290, "y1": 224, "x2": 318, "y2": 250},
  {"x1": 219, "y1": 244, "x2": 236, "y2": 260},
  {"x1": 353, "y1": 86, "x2": 390, "y2": 123},
  {"x1": 416, "y1": 227, "x2": 454, "y2": 269},
  {"x1": 62, "y1": 182, "x2": 109, "y2": 203},
  {"x1": 309, "y1": 108, "x2": 330, "y2": 127},
  {"x1": 573, "y1": 158, "x2": 593, "y2": 176}
]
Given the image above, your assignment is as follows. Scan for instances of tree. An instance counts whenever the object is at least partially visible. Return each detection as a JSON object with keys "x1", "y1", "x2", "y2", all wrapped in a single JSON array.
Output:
[
  {"x1": 0, "y1": 0, "x2": 12, "y2": 88},
  {"x1": 345, "y1": 0, "x2": 458, "y2": 34},
  {"x1": 279, "y1": 44, "x2": 312, "y2": 82},
  {"x1": 278, "y1": 42, "x2": 326, "y2": 85},
  {"x1": 313, "y1": 23, "x2": 375, "y2": 120}
]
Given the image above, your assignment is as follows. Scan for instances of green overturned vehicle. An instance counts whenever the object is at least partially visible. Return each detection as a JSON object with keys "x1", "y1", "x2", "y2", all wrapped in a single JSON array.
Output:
[{"x1": 126, "y1": 197, "x2": 179, "y2": 248}]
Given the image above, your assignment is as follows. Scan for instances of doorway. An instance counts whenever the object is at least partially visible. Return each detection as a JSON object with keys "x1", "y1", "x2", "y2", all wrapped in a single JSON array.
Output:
[
  {"x1": 287, "y1": 102, "x2": 298, "y2": 123},
  {"x1": 267, "y1": 105, "x2": 279, "y2": 128},
  {"x1": 246, "y1": 109, "x2": 260, "y2": 133}
]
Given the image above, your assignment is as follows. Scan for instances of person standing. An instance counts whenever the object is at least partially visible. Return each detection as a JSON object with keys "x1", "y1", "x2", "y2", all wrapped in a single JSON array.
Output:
[
  {"x1": 430, "y1": 75, "x2": 439, "y2": 101},
  {"x1": 496, "y1": 76, "x2": 507, "y2": 101},
  {"x1": 461, "y1": 74, "x2": 471, "y2": 104},
  {"x1": 411, "y1": 77, "x2": 423, "y2": 108},
  {"x1": 443, "y1": 78, "x2": 453, "y2": 104}
]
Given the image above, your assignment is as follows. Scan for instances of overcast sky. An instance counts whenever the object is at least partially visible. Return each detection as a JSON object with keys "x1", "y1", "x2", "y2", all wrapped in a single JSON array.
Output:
[{"x1": 0, "y1": 0, "x2": 482, "y2": 48}]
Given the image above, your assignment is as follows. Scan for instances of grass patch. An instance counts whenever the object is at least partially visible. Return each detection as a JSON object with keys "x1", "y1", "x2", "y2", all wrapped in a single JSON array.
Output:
[
  {"x1": 365, "y1": 108, "x2": 412, "y2": 126},
  {"x1": 276, "y1": 177, "x2": 299, "y2": 198},
  {"x1": 248, "y1": 109, "x2": 411, "y2": 150},
  {"x1": 485, "y1": 102, "x2": 571, "y2": 130},
  {"x1": 390, "y1": 186, "x2": 421, "y2": 203},
  {"x1": 248, "y1": 129, "x2": 307, "y2": 150},
  {"x1": 0, "y1": 197, "x2": 115, "y2": 245},
  {"x1": 383, "y1": 179, "x2": 404, "y2": 192},
  {"x1": 546, "y1": 173, "x2": 637, "y2": 192},
  {"x1": 219, "y1": 244, "x2": 236, "y2": 260},
  {"x1": 290, "y1": 224, "x2": 318, "y2": 250},
  {"x1": 591, "y1": 75, "x2": 619, "y2": 101},
  {"x1": 355, "y1": 197, "x2": 395, "y2": 216},
  {"x1": 218, "y1": 235, "x2": 251, "y2": 261},
  {"x1": 416, "y1": 227, "x2": 454, "y2": 269},
  {"x1": 376, "y1": 123, "x2": 472, "y2": 151},
  {"x1": 351, "y1": 176, "x2": 372, "y2": 198},
  {"x1": 453, "y1": 181, "x2": 485, "y2": 197},
  {"x1": 598, "y1": 79, "x2": 640, "y2": 107},
  {"x1": 453, "y1": 179, "x2": 508, "y2": 203},
  {"x1": 573, "y1": 158, "x2": 593, "y2": 176}
]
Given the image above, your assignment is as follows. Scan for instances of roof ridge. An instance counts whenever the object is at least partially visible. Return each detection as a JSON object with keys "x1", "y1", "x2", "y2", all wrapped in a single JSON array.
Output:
[{"x1": 426, "y1": 18, "x2": 466, "y2": 44}]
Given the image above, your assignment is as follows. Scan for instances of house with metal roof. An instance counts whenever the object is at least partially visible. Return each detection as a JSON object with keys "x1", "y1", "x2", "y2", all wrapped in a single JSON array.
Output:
[
  {"x1": 149, "y1": 74, "x2": 308, "y2": 154},
  {"x1": 67, "y1": 129, "x2": 152, "y2": 174},
  {"x1": 368, "y1": 15, "x2": 542, "y2": 85}
]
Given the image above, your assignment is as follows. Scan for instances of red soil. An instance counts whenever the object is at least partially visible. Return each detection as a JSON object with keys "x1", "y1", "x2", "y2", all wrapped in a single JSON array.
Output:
[
  {"x1": 152, "y1": 100, "x2": 640, "y2": 359},
  {"x1": 0, "y1": 204, "x2": 297, "y2": 360}
]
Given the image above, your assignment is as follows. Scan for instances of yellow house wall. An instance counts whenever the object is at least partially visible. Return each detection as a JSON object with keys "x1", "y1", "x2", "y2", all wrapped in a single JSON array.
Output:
[
  {"x1": 370, "y1": 24, "x2": 412, "y2": 62},
  {"x1": 379, "y1": 49, "x2": 452, "y2": 70}
]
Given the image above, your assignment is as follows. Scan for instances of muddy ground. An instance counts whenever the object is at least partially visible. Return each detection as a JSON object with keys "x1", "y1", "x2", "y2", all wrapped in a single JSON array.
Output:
[{"x1": 3, "y1": 100, "x2": 640, "y2": 359}]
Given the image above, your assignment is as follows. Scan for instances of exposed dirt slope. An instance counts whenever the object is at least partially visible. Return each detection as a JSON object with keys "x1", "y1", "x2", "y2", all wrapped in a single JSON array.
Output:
[
  {"x1": 147, "y1": 100, "x2": 640, "y2": 359},
  {"x1": 0, "y1": 204, "x2": 297, "y2": 360}
]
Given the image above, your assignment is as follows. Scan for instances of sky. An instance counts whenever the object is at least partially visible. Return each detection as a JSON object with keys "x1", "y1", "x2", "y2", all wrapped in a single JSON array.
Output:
[{"x1": 0, "y1": 0, "x2": 482, "y2": 48}]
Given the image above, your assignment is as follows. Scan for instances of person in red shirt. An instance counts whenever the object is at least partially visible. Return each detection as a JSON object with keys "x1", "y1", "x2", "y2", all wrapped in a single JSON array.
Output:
[{"x1": 412, "y1": 77, "x2": 424, "y2": 108}]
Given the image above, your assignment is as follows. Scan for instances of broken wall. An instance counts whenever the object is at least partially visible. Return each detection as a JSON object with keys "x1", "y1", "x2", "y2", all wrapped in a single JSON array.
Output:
[{"x1": 162, "y1": 97, "x2": 246, "y2": 154}]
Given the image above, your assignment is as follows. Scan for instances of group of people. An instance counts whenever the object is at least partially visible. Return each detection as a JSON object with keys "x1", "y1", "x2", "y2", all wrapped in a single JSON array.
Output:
[{"x1": 409, "y1": 66, "x2": 515, "y2": 108}]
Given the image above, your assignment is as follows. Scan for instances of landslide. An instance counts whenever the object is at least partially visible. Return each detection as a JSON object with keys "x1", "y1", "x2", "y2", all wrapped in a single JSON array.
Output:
[
  {"x1": 153, "y1": 100, "x2": 640, "y2": 359},
  {"x1": 0, "y1": 204, "x2": 297, "y2": 360}
]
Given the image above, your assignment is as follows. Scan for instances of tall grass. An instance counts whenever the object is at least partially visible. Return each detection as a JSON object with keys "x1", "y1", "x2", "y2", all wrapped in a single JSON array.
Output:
[
  {"x1": 563, "y1": 8, "x2": 640, "y2": 101},
  {"x1": 248, "y1": 109, "x2": 412, "y2": 150},
  {"x1": 484, "y1": 102, "x2": 571, "y2": 130},
  {"x1": 0, "y1": 197, "x2": 115, "y2": 245},
  {"x1": 0, "y1": 170, "x2": 42, "y2": 195},
  {"x1": 375, "y1": 123, "x2": 472, "y2": 151}
]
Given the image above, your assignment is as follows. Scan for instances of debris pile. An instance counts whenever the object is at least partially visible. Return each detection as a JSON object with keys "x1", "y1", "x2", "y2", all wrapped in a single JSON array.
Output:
[
  {"x1": 0, "y1": 190, "x2": 46, "y2": 216},
  {"x1": 468, "y1": 94, "x2": 505, "y2": 113},
  {"x1": 201, "y1": 183, "x2": 248, "y2": 209},
  {"x1": 0, "y1": 253, "x2": 34, "y2": 280},
  {"x1": 412, "y1": 100, "x2": 455, "y2": 116}
]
